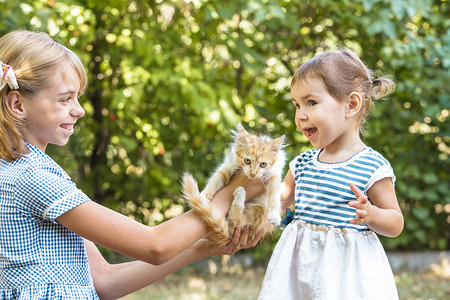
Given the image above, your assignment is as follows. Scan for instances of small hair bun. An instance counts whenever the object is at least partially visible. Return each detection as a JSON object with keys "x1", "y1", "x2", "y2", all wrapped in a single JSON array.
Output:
[{"x1": 371, "y1": 77, "x2": 395, "y2": 100}]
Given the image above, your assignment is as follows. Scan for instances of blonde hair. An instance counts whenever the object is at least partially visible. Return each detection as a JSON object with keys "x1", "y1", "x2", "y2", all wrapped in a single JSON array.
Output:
[
  {"x1": 0, "y1": 30, "x2": 87, "y2": 161},
  {"x1": 291, "y1": 48, "x2": 395, "y2": 133}
]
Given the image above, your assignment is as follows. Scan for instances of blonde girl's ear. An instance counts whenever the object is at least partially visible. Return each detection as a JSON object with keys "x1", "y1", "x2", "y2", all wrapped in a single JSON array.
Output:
[
  {"x1": 5, "y1": 91, "x2": 26, "y2": 117},
  {"x1": 345, "y1": 92, "x2": 363, "y2": 119}
]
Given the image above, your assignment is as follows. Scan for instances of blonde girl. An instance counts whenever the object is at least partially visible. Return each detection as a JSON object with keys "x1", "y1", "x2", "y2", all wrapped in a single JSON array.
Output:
[
  {"x1": 0, "y1": 30, "x2": 264, "y2": 299},
  {"x1": 258, "y1": 49, "x2": 404, "y2": 300}
]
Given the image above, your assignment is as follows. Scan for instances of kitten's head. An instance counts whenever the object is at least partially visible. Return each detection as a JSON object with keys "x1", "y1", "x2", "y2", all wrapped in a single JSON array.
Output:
[{"x1": 233, "y1": 124, "x2": 285, "y2": 179}]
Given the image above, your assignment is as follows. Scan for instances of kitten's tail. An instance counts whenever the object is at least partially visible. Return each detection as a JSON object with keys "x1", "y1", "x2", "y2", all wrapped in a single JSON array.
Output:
[{"x1": 181, "y1": 172, "x2": 230, "y2": 245}]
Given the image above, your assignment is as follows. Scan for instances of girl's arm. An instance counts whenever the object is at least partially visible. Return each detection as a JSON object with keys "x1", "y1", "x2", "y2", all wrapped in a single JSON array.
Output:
[
  {"x1": 349, "y1": 178, "x2": 404, "y2": 237},
  {"x1": 56, "y1": 173, "x2": 264, "y2": 266},
  {"x1": 280, "y1": 170, "x2": 295, "y2": 212},
  {"x1": 86, "y1": 226, "x2": 262, "y2": 300}
]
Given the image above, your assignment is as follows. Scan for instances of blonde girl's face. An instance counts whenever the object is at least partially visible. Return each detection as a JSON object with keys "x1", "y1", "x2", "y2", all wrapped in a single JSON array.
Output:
[
  {"x1": 20, "y1": 65, "x2": 85, "y2": 152},
  {"x1": 291, "y1": 77, "x2": 350, "y2": 151}
]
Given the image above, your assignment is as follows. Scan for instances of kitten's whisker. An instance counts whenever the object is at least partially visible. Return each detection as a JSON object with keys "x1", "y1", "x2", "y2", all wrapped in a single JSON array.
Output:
[
  {"x1": 261, "y1": 174, "x2": 269, "y2": 184},
  {"x1": 259, "y1": 177, "x2": 266, "y2": 187}
]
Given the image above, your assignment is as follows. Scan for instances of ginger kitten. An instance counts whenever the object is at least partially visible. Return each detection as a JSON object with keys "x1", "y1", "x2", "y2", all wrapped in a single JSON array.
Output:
[{"x1": 182, "y1": 124, "x2": 286, "y2": 245}]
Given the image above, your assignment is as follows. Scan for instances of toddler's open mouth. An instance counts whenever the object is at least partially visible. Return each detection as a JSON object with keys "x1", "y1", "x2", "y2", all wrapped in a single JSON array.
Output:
[{"x1": 303, "y1": 127, "x2": 317, "y2": 139}]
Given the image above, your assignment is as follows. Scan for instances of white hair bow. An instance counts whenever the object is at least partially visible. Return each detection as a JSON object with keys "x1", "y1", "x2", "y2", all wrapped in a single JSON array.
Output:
[{"x1": 0, "y1": 61, "x2": 19, "y2": 90}]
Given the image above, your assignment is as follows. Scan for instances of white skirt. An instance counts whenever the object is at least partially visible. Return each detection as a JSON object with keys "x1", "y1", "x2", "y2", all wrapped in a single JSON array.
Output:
[{"x1": 258, "y1": 220, "x2": 398, "y2": 300}]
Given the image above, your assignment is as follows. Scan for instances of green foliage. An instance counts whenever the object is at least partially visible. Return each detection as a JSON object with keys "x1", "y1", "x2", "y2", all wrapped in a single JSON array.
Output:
[{"x1": 1, "y1": 0, "x2": 448, "y2": 252}]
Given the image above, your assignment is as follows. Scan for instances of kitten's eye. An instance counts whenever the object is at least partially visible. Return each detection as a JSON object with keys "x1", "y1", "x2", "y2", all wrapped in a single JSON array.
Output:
[
  {"x1": 260, "y1": 162, "x2": 267, "y2": 168},
  {"x1": 244, "y1": 158, "x2": 251, "y2": 165}
]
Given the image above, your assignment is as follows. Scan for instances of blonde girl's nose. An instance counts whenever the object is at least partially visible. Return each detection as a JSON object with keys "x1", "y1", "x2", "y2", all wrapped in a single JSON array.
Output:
[{"x1": 71, "y1": 100, "x2": 85, "y2": 118}]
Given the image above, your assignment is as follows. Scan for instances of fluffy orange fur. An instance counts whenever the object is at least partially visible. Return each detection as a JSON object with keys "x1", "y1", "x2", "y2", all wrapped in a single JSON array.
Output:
[{"x1": 182, "y1": 124, "x2": 286, "y2": 245}]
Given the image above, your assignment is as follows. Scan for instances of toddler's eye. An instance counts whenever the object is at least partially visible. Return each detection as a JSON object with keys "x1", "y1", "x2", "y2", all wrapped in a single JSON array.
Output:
[
  {"x1": 244, "y1": 158, "x2": 251, "y2": 165},
  {"x1": 260, "y1": 162, "x2": 267, "y2": 168}
]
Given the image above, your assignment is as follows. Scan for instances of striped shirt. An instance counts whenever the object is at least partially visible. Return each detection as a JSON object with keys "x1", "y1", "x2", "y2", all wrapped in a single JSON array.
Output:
[{"x1": 289, "y1": 147, "x2": 395, "y2": 231}]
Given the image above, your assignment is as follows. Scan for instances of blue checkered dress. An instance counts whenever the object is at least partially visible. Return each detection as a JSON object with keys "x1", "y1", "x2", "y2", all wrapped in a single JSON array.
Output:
[{"x1": 0, "y1": 143, "x2": 99, "y2": 299}]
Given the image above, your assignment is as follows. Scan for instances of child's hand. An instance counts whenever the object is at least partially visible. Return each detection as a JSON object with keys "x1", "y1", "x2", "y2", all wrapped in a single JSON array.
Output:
[
  {"x1": 224, "y1": 226, "x2": 262, "y2": 255},
  {"x1": 197, "y1": 226, "x2": 262, "y2": 257},
  {"x1": 348, "y1": 183, "x2": 372, "y2": 225}
]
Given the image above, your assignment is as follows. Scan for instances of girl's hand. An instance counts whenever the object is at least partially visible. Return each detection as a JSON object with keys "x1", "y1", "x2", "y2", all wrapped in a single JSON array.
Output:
[
  {"x1": 348, "y1": 183, "x2": 372, "y2": 225},
  {"x1": 196, "y1": 226, "x2": 263, "y2": 257}
]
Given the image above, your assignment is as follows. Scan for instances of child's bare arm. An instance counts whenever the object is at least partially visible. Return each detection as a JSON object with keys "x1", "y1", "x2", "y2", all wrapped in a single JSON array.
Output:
[
  {"x1": 280, "y1": 170, "x2": 295, "y2": 212},
  {"x1": 86, "y1": 226, "x2": 261, "y2": 299},
  {"x1": 57, "y1": 173, "x2": 265, "y2": 266},
  {"x1": 348, "y1": 178, "x2": 404, "y2": 237}
]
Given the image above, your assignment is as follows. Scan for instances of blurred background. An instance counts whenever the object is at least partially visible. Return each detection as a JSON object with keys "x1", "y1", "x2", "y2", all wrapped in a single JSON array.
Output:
[{"x1": 1, "y1": 0, "x2": 448, "y2": 299}]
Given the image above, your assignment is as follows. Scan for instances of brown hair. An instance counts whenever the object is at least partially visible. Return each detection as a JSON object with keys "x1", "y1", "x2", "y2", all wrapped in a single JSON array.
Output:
[
  {"x1": 291, "y1": 48, "x2": 395, "y2": 133},
  {"x1": 0, "y1": 30, "x2": 87, "y2": 161}
]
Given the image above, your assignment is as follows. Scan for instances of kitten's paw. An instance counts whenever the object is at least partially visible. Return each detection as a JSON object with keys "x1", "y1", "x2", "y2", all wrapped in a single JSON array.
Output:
[
  {"x1": 268, "y1": 213, "x2": 282, "y2": 226},
  {"x1": 201, "y1": 190, "x2": 214, "y2": 201},
  {"x1": 233, "y1": 186, "x2": 246, "y2": 205}
]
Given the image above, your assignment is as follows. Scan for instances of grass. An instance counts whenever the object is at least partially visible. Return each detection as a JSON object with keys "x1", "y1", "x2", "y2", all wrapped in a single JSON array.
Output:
[
  {"x1": 396, "y1": 258, "x2": 450, "y2": 300},
  {"x1": 120, "y1": 255, "x2": 449, "y2": 300}
]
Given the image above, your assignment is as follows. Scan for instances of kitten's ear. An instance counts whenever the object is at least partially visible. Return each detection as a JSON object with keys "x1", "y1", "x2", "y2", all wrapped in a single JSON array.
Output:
[
  {"x1": 270, "y1": 135, "x2": 285, "y2": 153},
  {"x1": 232, "y1": 123, "x2": 248, "y2": 146},
  {"x1": 237, "y1": 123, "x2": 249, "y2": 135}
]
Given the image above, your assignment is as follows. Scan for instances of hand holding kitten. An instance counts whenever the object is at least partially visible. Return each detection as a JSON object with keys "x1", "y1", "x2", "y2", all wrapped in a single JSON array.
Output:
[{"x1": 195, "y1": 226, "x2": 263, "y2": 257}]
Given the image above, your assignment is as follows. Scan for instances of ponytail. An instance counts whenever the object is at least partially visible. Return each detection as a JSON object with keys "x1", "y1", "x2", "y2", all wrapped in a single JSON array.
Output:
[{"x1": 372, "y1": 77, "x2": 395, "y2": 100}]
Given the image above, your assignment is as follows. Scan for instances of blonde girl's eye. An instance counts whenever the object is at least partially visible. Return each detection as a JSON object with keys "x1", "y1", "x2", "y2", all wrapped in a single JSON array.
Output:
[
  {"x1": 308, "y1": 100, "x2": 317, "y2": 106},
  {"x1": 292, "y1": 100, "x2": 300, "y2": 110},
  {"x1": 244, "y1": 158, "x2": 251, "y2": 165},
  {"x1": 260, "y1": 162, "x2": 267, "y2": 168}
]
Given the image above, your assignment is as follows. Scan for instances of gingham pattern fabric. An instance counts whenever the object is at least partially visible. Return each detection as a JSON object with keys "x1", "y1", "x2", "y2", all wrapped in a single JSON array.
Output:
[
  {"x1": 289, "y1": 147, "x2": 395, "y2": 231},
  {"x1": 0, "y1": 143, "x2": 99, "y2": 299}
]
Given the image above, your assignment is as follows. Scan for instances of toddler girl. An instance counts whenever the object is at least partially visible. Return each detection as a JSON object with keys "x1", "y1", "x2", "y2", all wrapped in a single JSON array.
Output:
[
  {"x1": 0, "y1": 29, "x2": 263, "y2": 299},
  {"x1": 258, "y1": 49, "x2": 404, "y2": 300}
]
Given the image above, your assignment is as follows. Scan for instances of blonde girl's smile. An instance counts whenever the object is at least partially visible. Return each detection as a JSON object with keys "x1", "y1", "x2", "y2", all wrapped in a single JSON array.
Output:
[{"x1": 60, "y1": 123, "x2": 75, "y2": 135}]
